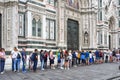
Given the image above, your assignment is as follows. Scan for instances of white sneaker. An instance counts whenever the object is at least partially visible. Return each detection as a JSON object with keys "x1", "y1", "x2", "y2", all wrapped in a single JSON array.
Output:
[
  {"x1": 60, "y1": 67, "x2": 64, "y2": 69},
  {"x1": 1, "y1": 72, "x2": 4, "y2": 74},
  {"x1": 42, "y1": 68, "x2": 44, "y2": 70},
  {"x1": 67, "y1": 68, "x2": 70, "y2": 70},
  {"x1": 65, "y1": 68, "x2": 66, "y2": 70},
  {"x1": 52, "y1": 67, "x2": 55, "y2": 69}
]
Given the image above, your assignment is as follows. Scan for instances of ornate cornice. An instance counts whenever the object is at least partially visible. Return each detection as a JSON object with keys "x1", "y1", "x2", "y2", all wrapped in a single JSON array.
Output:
[
  {"x1": 81, "y1": 7, "x2": 97, "y2": 14},
  {"x1": 4, "y1": 1, "x2": 18, "y2": 7},
  {"x1": 18, "y1": 4, "x2": 26, "y2": 12},
  {"x1": 65, "y1": 5, "x2": 80, "y2": 13},
  {"x1": 0, "y1": 2, "x2": 4, "y2": 6},
  {"x1": 27, "y1": 3, "x2": 45, "y2": 15},
  {"x1": 28, "y1": 0, "x2": 45, "y2": 7}
]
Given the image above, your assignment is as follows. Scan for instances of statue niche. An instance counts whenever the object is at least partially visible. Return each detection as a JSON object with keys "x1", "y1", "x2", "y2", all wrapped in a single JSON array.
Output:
[{"x1": 84, "y1": 31, "x2": 89, "y2": 44}]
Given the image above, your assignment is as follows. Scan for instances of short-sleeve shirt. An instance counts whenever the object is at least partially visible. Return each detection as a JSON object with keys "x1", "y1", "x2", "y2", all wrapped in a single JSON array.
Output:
[
  {"x1": 0, "y1": 52, "x2": 5, "y2": 58},
  {"x1": 11, "y1": 51, "x2": 20, "y2": 58}
]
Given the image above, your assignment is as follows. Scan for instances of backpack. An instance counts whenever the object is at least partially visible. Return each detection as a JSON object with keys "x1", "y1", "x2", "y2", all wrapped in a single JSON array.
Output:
[
  {"x1": 77, "y1": 53, "x2": 80, "y2": 58},
  {"x1": 99, "y1": 52, "x2": 103, "y2": 57},
  {"x1": 30, "y1": 53, "x2": 34, "y2": 61},
  {"x1": 17, "y1": 53, "x2": 21, "y2": 59},
  {"x1": 30, "y1": 53, "x2": 38, "y2": 61}
]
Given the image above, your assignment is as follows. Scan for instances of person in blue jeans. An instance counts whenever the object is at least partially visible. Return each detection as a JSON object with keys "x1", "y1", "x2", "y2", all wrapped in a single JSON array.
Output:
[
  {"x1": 72, "y1": 51, "x2": 77, "y2": 67},
  {"x1": 32, "y1": 49, "x2": 38, "y2": 72},
  {"x1": 12, "y1": 47, "x2": 21, "y2": 72},
  {"x1": 16, "y1": 56, "x2": 21, "y2": 72},
  {"x1": 0, "y1": 48, "x2": 6, "y2": 74},
  {"x1": 40, "y1": 50, "x2": 45, "y2": 70},
  {"x1": 57, "y1": 51, "x2": 61, "y2": 68},
  {"x1": 85, "y1": 51, "x2": 89, "y2": 65},
  {"x1": 21, "y1": 48, "x2": 27, "y2": 73},
  {"x1": 81, "y1": 50, "x2": 86, "y2": 65},
  {"x1": 95, "y1": 50, "x2": 100, "y2": 63},
  {"x1": 11, "y1": 47, "x2": 18, "y2": 71}
]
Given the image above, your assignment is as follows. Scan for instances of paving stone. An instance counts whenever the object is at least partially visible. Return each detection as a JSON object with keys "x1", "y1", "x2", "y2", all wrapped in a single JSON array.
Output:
[{"x1": 0, "y1": 63, "x2": 120, "y2": 80}]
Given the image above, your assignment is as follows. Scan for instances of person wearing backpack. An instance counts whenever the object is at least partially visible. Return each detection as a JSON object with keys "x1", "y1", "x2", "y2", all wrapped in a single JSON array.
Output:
[
  {"x1": 77, "y1": 50, "x2": 81, "y2": 64},
  {"x1": 21, "y1": 48, "x2": 27, "y2": 73},
  {"x1": 11, "y1": 47, "x2": 17, "y2": 72},
  {"x1": 16, "y1": 49, "x2": 22, "y2": 72},
  {"x1": 99, "y1": 50, "x2": 103, "y2": 63},
  {"x1": 40, "y1": 50, "x2": 45, "y2": 70},
  {"x1": 44, "y1": 50, "x2": 48, "y2": 69},
  {"x1": 11, "y1": 47, "x2": 21, "y2": 72},
  {"x1": 32, "y1": 49, "x2": 38, "y2": 72},
  {"x1": 29, "y1": 52, "x2": 33, "y2": 70},
  {"x1": 56, "y1": 50, "x2": 61, "y2": 69},
  {"x1": 81, "y1": 50, "x2": 86, "y2": 65}
]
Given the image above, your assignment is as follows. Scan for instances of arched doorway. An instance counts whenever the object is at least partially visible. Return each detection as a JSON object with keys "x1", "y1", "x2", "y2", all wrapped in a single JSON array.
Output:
[
  {"x1": 67, "y1": 19, "x2": 79, "y2": 50},
  {"x1": 0, "y1": 14, "x2": 2, "y2": 48}
]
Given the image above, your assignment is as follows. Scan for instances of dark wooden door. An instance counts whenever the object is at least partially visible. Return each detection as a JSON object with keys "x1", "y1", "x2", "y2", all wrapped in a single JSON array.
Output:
[{"x1": 67, "y1": 19, "x2": 79, "y2": 50}]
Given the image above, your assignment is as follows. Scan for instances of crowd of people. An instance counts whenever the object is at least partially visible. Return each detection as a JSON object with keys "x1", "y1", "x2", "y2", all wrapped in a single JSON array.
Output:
[{"x1": 0, "y1": 47, "x2": 120, "y2": 74}]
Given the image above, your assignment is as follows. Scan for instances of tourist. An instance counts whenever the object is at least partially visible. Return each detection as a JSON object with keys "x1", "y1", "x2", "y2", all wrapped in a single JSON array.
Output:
[
  {"x1": 56, "y1": 50, "x2": 61, "y2": 68},
  {"x1": 29, "y1": 52, "x2": 33, "y2": 70},
  {"x1": 99, "y1": 50, "x2": 103, "y2": 63},
  {"x1": 95, "y1": 49, "x2": 100, "y2": 63},
  {"x1": 21, "y1": 48, "x2": 27, "y2": 73},
  {"x1": 0, "y1": 48, "x2": 6, "y2": 74},
  {"x1": 85, "y1": 51, "x2": 89, "y2": 65},
  {"x1": 112, "y1": 49, "x2": 116, "y2": 62},
  {"x1": 81, "y1": 50, "x2": 86, "y2": 65},
  {"x1": 49, "y1": 50, "x2": 55, "y2": 69},
  {"x1": 64, "y1": 50, "x2": 69, "y2": 70},
  {"x1": 77, "y1": 50, "x2": 81, "y2": 65},
  {"x1": 68, "y1": 50, "x2": 72, "y2": 68},
  {"x1": 44, "y1": 50, "x2": 48, "y2": 69},
  {"x1": 11, "y1": 47, "x2": 21, "y2": 72},
  {"x1": 40, "y1": 50, "x2": 45, "y2": 70},
  {"x1": 60, "y1": 49, "x2": 64, "y2": 69},
  {"x1": 89, "y1": 51, "x2": 93, "y2": 64},
  {"x1": 72, "y1": 51, "x2": 77, "y2": 67},
  {"x1": 32, "y1": 49, "x2": 38, "y2": 72},
  {"x1": 11, "y1": 47, "x2": 17, "y2": 71}
]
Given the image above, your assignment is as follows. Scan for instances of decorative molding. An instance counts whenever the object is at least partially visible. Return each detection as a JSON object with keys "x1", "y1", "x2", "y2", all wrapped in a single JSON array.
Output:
[
  {"x1": 32, "y1": 14, "x2": 41, "y2": 22},
  {"x1": 27, "y1": 4, "x2": 45, "y2": 15},
  {"x1": 18, "y1": 4, "x2": 26, "y2": 12},
  {"x1": 28, "y1": 0, "x2": 45, "y2": 7},
  {"x1": 4, "y1": 1, "x2": 18, "y2": 7},
  {"x1": 0, "y1": 2, "x2": 4, "y2": 6}
]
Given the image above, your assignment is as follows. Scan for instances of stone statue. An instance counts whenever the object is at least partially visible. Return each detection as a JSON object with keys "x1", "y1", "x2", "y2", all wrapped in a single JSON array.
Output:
[{"x1": 84, "y1": 31, "x2": 88, "y2": 43}]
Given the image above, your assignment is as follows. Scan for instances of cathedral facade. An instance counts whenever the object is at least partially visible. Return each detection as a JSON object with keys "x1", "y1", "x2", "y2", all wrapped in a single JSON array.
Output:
[{"x1": 0, "y1": 0, "x2": 119, "y2": 51}]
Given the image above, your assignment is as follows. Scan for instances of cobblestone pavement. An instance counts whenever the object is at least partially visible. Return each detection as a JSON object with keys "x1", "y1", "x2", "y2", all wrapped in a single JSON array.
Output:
[{"x1": 0, "y1": 63, "x2": 120, "y2": 80}]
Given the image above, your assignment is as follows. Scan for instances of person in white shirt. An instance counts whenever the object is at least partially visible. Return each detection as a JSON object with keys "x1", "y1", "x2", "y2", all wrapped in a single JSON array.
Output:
[
  {"x1": 11, "y1": 47, "x2": 21, "y2": 72},
  {"x1": 68, "y1": 50, "x2": 72, "y2": 68},
  {"x1": 89, "y1": 51, "x2": 93, "y2": 64}
]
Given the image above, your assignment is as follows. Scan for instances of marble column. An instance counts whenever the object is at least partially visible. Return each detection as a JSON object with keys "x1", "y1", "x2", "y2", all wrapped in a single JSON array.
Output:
[
  {"x1": 42, "y1": 15, "x2": 46, "y2": 40},
  {"x1": 26, "y1": 11, "x2": 32, "y2": 38}
]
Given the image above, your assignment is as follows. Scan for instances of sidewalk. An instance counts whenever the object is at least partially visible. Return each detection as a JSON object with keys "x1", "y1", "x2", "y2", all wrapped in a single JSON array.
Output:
[{"x1": 1, "y1": 62, "x2": 120, "y2": 80}]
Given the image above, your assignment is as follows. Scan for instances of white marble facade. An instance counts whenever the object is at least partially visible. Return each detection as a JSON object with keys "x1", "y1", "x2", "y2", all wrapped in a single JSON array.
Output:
[{"x1": 0, "y1": 0, "x2": 120, "y2": 51}]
